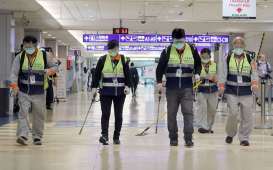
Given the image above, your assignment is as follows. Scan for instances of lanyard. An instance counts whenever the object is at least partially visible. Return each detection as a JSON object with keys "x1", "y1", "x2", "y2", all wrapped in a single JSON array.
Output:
[
  {"x1": 111, "y1": 60, "x2": 118, "y2": 75},
  {"x1": 28, "y1": 55, "x2": 38, "y2": 70},
  {"x1": 234, "y1": 57, "x2": 245, "y2": 75}
]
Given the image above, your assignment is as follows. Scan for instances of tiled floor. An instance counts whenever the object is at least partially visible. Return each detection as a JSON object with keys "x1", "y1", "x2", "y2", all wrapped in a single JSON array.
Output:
[{"x1": 1, "y1": 85, "x2": 273, "y2": 170}]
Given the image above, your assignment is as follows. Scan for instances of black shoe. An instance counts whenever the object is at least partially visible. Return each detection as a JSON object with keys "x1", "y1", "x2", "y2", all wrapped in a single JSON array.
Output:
[
  {"x1": 113, "y1": 139, "x2": 120, "y2": 145},
  {"x1": 209, "y1": 130, "x2": 214, "y2": 134},
  {"x1": 198, "y1": 128, "x2": 210, "y2": 134},
  {"x1": 46, "y1": 105, "x2": 53, "y2": 110},
  {"x1": 185, "y1": 140, "x2": 194, "y2": 147},
  {"x1": 170, "y1": 140, "x2": 178, "y2": 146},
  {"x1": 240, "y1": 141, "x2": 250, "y2": 146},
  {"x1": 16, "y1": 136, "x2": 28, "y2": 146},
  {"x1": 33, "y1": 138, "x2": 42, "y2": 145},
  {"x1": 225, "y1": 136, "x2": 233, "y2": 144},
  {"x1": 99, "y1": 136, "x2": 109, "y2": 145}
]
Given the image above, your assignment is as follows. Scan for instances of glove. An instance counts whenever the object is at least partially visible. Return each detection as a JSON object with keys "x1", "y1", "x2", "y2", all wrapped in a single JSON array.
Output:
[
  {"x1": 194, "y1": 74, "x2": 200, "y2": 82},
  {"x1": 251, "y1": 80, "x2": 259, "y2": 95},
  {"x1": 45, "y1": 68, "x2": 56, "y2": 76},
  {"x1": 9, "y1": 83, "x2": 19, "y2": 96},
  {"x1": 124, "y1": 86, "x2": 130, "y2": 95},
  {"x1": 157, "y1": 83, "x2": 163, "y2": 94},
  {"x1": 90, "y1": 88, "x2": 97, "y2": 100},
  {"x1": 218, "y1": 83, "x2": 225, "y2": 96}
]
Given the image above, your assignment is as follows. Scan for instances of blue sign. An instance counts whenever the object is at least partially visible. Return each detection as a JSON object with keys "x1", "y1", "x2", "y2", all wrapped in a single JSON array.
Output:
[
  {"x1": 86, "y1": 45, "x2": 167, "y2": 51},
  {"x1": 83, "y1": 34, "x2": 229, "y2": 44}
]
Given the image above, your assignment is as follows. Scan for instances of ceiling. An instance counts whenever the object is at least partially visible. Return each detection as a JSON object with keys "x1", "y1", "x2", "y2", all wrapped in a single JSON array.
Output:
[{"x1": 1, "y1": 0, "x2": 273, "y2": 49}]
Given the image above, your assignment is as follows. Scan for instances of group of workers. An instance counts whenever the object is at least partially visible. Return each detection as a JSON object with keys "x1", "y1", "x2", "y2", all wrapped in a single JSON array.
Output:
[{"x1": 9, "y1": 28, "x2": 271, "y2": 147}]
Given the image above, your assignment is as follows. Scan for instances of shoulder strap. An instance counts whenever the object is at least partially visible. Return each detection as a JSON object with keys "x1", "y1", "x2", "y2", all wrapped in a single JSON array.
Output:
[
  {"x1": 42, "y1": 50, "x2": 48, "y2": 69},
  {"x1": 121, "y1": 55, "x2": 126, "y2": 66},
  {"x1": 19, "y1": 51, "x2": 26, "y2": 74},
  {"x1": 101, "y1": 55, "x2": 107, "y2": 65}
]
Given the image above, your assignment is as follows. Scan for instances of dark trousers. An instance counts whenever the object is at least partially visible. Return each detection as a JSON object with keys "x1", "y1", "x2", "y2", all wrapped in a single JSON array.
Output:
[
  {"x1": 166, "y1": 88, "x2": 194, "y2": 141},
  {"x1": 131, "y1": 83, "x2": 138, "y2": 95},
  {"x1": 46, "y1": 80, "x2": 54, "y2": 107},
  {"x1": 100, "y1": 95, "x2": 126, "y2": 139}
]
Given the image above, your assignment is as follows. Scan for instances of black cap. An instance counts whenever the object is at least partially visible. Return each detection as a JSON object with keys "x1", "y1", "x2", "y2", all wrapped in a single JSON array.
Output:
[
  {"x1": 23, "y1": 35, "x2": 38, "y2": 44},
  {"x1": 107, "y1": 39, "x2": 119, "y2": 50},
  {"x1": 200, "y1": 48, "x2": 211, "y2": 55},
  {"x1": 171, "y1": 28, "x2": 185, "y2": 39}
]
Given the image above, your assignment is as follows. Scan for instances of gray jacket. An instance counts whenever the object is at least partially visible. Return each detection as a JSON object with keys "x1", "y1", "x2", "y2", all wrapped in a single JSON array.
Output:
[{"x1": 10, "y1": 50, "x2": 58, "y2": 86}]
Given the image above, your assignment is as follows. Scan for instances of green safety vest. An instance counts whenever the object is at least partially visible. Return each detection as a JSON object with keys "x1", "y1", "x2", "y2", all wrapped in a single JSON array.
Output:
[{"x1": 20, "y1": 50, "x2": 48, "y2": 90}]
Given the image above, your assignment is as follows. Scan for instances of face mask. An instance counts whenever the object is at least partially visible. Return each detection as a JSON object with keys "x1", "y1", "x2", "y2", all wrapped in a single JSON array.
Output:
[
  {"x1": 201, "y1": 58, "x2": 210, "y2": 64},
  {"x1": 25, "y1": 47, "x2": 35, "y2": 55},
  {"x1": 233, "y1": 48, "x2": 244, "y2": 56},
  {"x1": 173, "y1": 42, "x2": 185, "y2": 50},
  {"x1": 109, "y1": 50, "x2": 118, "y2": 57}
]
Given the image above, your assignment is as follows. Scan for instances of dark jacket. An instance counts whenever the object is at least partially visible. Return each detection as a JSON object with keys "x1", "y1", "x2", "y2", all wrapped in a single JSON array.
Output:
[
  {"x1": 156, "y1": 44, "x2": 202, "y2": 88},
  {"x1": 130, "y1": 67, "x2": 139, "y2": 85},
  {"x1": 91, "y1": 54, "x2": 131, "y2": 89}
]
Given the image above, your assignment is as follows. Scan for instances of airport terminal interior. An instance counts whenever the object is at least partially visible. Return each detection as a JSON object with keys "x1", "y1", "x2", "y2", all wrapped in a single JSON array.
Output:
[{"x1": 1, "y1": 0, "x2": 273, "y2": 170}]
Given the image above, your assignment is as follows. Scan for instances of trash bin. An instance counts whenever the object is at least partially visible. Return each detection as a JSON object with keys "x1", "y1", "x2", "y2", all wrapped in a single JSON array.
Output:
[{"x1": 0, "y1": 81, "x2": 10, "y2": 117}]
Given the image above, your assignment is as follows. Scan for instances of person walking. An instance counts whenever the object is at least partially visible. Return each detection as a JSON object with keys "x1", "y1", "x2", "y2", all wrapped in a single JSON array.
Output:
[
  {"x1": 9, "y1": 36, "x2": 58, "y2": 146},
  {"x1": 91, "y1": 40, "x2": 131, "y2": 145},
  {"x1": 218, "y1": 37, "x2": 258, "y2": 146},
  {"x1": 156, "y1": 28, "x2": 202, "y2": 147}
]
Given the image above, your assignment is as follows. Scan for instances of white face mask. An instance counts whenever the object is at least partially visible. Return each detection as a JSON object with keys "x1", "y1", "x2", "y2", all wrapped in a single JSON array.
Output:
[
  {"x1": 25, "y1": 47, "x2": 36, "y2": 55},
  {"x1": 233, "y1": 48, "x2": 244, "y2": 56},
  {"x1": 201, "y1": 58, "x2": 210, "y2": 64}
]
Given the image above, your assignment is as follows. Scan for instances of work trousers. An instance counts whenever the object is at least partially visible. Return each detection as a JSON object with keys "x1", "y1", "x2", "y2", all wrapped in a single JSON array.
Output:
[
  {"x1": 226, "y1": 94, "x2": 254, "y2": 141},
  {"x1": 166, "y1": 88, "x2": 194, "y2": 141},
  {"x1": 17, "y1": 92, "x2": 46, "y2": 140},
  {"x1": 100, "y1": 95, "x2": 126, "y2": 139},
  {"x1": 195, "y1": 92, "x2": 218, "y2": 130}
]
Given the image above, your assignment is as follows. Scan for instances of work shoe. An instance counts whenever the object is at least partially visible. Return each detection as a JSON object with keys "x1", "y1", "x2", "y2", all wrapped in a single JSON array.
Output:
[
  {"x1": 198, "y1": 128, "x2": 210, "y2": 134},
  {"x1": 16, "y1": 136, "x2": 28, "y2": 146},
  {"x1": 99, "y1": 136, "x2": 109, "y2": 145},
  {"x1": 185, "y1": 140, "x2": 194, "y2": 148},
  {"x1": 113, "y1": 139, "x2": 120, "y2": 145},
  {"x1": 170, "y1": 140, "x2": 178, "y2": 146},
  {"x1": 240, "y1": 141, "x2": 250, "y2": 146},
  {"x1": 225, "y1": 136, "x2": 233, "y2": 144},
  {"x1": 33, "y1": 138, "x2": 42, "y2": 145}
]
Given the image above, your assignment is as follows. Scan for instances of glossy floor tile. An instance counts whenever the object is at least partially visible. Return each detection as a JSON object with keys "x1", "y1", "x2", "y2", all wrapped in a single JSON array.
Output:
[{"x1": 1, "y1": 85, "x2": 273, "y2": 170}]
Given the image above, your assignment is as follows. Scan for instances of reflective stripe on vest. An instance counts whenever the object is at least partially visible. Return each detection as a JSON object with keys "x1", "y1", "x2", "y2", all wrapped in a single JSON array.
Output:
[
  {"x1": 101, "y1": 55, "x2": 125, "y2": 95},
  {"x1": 198, "y1": 62, "x2": 218, "y2": 93},
  {"x1": 19, "y1": 49, "x2": 48, "y2": 94},
  {"x1": 165, "y1": 43, "x2": 194, "y2": 89},
  {"x1": 226, "y1": 52, "x2": 252, "y2": 96}
]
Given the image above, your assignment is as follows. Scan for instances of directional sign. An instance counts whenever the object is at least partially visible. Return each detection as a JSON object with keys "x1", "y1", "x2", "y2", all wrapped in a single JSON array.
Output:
[
  {"x1": 83, "y1": 34, "x2": 229, "y2": 44},
  {"x1": 86, "y1": 45, "x2": 167, "y2": 51}
]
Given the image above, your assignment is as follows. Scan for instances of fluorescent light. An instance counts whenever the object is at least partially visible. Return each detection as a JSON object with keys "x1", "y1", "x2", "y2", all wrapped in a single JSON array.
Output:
[
  {"x1": 52, "y1": 37, "x2": 56, "y2": 39},
  {"x1": 48, "y1": 34, "x2": 52, "y2": 37},
  {"x1": 42, "y1": 31, "x2": 47, "y2": 34}
]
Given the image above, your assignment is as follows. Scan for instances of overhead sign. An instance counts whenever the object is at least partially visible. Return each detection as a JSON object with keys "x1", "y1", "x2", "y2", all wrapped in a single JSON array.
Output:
[
  {"x1": 86, "y1": 45, "x2": 167, "y2": 51},
  {"x1": 223, "y1": 0, "x2": 256, "y2": 19},
  {"x1": 113, "y1": 28, "x2": 129, "y2": 34},
  {"x1": 83, "y1": 34, "x2": 229, "y2": 44}
]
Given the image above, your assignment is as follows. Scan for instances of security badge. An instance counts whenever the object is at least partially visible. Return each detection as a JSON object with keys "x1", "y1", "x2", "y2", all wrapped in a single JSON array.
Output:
[
  {"x1": 29, "y1": 75, "x2": 36, "y2": 84},
  {"x1": 176, "y1": 68, "x2": 183, "y2": 77},
  {"x1": 205, "y1": 79, "x2": 210, "y2": 86},
  {"x1": 237, "y1": 75, "x2": 243, "y2": 84},
  {"x1": 113, "y1": 78, "x2": 119, "y2": 86}
]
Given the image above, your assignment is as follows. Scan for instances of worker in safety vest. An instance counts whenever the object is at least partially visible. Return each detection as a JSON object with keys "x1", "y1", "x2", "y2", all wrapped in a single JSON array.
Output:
[
  {"x1": 156, "y1": 28, "x2": 202, "y2": 147},
  {"x1": 9, "y1": 35, "x2": 58, "y2": 146},
  {"x1": 218, "y1": 37, "x2": 258, "y2": 146},
  {"x1": 195, "y1": 48, "x2": 218, "y2": 134},
  {"x1": 91, "y1": 40, "x2": 131, "y2": 145}
]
